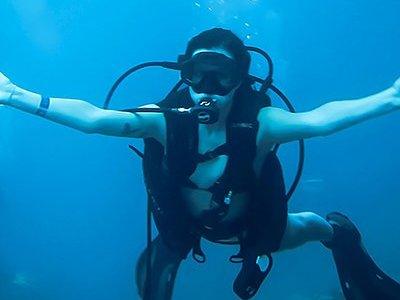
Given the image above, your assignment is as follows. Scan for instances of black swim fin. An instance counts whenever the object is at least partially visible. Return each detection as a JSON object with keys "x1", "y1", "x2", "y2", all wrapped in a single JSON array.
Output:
[
  {"x1": 233, "y1": 249, "x2": 273, "y2": 299},
  {"x1": 325, "y1": 212, "x2": 400, "y2": 300}
]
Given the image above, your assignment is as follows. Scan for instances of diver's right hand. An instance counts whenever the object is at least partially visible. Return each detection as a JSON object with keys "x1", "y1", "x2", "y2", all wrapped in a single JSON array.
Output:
[{"x1": 0, "y1": 72, "x2": 16, "y2": 105}]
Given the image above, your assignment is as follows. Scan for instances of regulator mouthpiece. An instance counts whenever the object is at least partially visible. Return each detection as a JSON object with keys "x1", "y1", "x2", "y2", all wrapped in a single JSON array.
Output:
[{"x1": 191, "y1": 98, "x2": 219, "y2": 124}]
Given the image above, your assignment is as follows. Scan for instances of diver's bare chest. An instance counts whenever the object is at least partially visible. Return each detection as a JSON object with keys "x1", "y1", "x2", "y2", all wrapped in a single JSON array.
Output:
[
  {"x1": 154, "y1": 118, "x2": 270, "y2": 190},
  {"x1": 191, "y1": 125, "x2": 230, "y2": 189}
]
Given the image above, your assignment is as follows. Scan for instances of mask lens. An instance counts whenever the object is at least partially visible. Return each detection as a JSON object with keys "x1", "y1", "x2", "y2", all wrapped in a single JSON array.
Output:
[
  {"x1": 191, "y1": 70, "x2": 204, "y2": 85},
  {"x1": 216, "y1": 71, "x2": 237, "y2": 88},
  {"x1": 180, "y1": 52, "x2": 243, "y2": 94}
]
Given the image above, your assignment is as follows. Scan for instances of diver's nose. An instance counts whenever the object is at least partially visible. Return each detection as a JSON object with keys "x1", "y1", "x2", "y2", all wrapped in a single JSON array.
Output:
[{"x1": 195, "y1": 76, "x2": 219, "y2": 95}]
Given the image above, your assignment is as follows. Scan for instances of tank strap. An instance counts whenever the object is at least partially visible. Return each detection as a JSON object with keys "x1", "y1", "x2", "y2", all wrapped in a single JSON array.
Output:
[{"x1": 128, "y1": 144, "x2": 144, "y2": 158}]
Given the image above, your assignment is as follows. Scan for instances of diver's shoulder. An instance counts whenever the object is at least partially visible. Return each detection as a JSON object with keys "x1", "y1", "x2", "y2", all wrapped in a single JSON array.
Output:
[
  {"x1": 138, "y1": 103, "x2": 160, "y2": 109},
  {"x1": 257, "y1": 106, "x2": 285, "y2": 123}
]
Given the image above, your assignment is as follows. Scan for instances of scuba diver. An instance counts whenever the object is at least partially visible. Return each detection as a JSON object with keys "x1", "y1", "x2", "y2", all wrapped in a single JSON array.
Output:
[{"x1": 1, "y1": 28, "x2": 400, "y2": 300}]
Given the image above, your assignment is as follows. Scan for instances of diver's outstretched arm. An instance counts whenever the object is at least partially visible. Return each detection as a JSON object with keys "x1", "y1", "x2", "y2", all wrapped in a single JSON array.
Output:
[
  {"x1": 0, "y1": 72, "x2": 161, "y2": 139},
  {"x1": 258, "y1": 77, "x2": 400, "y2": 144}
]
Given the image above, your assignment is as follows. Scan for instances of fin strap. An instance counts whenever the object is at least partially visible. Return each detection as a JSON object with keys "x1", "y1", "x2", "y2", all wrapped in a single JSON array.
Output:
[{"x1": 192, "y1": 237, "x2": 206, "y2": 263}]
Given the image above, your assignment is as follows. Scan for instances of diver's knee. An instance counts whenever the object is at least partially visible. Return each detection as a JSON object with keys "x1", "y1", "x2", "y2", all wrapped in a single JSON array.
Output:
[
  {"x1": 299, "y1": 212, "x2": 333, "y2": 240},
  {"x1": 300, "y1": 211, "x2": 318, "y2": 225}
]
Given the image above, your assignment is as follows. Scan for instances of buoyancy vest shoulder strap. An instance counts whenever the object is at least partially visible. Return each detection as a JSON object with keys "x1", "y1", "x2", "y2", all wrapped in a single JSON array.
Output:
[{"x1": 155, "y1": 88, "x2": 198, "y2": 181}]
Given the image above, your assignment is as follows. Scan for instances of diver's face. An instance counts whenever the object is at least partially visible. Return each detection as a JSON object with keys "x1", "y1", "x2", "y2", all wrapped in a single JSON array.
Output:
[{"x1": 189, "y1": 47, "x2": 241, "y2": 107}]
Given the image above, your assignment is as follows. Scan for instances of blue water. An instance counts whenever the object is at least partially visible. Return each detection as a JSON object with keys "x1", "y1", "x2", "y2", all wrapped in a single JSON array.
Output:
[{"x1": 1, "y1": 0, "x2": 399, "y2": 299}]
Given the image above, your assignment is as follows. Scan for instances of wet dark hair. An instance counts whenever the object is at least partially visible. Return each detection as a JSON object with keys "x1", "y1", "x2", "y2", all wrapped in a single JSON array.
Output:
[
  {"x1": 184, "y1": 28, "x2": 267, "y2": 122},
  {"x1": 184, "y1": 28, "x2": 251, "y2": 76}
]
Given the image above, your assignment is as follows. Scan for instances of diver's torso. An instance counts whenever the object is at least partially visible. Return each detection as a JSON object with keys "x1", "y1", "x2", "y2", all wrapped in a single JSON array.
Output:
[{"x1": 152, "y1": 108, "x2": 273, "y2": 242}]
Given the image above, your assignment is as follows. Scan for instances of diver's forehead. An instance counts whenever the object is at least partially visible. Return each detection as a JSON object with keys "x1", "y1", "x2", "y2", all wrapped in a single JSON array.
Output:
[{"x1": 192, "y1": 48, "x2": 234, "y2": 60}]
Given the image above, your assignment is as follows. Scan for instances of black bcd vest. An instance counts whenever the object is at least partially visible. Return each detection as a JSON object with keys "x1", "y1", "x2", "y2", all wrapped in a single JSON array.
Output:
[{"x1": 141, "y1": 86, "x2": 288, "y2": 260}]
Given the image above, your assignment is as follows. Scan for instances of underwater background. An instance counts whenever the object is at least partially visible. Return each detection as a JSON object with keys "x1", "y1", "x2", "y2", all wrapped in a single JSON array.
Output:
[{"x1": 1, "y1": 0, "x2": 400, "y2": 299}]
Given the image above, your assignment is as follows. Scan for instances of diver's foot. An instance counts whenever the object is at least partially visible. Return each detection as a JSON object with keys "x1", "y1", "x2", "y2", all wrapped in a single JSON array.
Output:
[
  {"x1": 322, "y1": 212, "x2": 400, "y2": 300},
  {"x1": 321, "y1": 212, "x2": 361, "y2": 249}
]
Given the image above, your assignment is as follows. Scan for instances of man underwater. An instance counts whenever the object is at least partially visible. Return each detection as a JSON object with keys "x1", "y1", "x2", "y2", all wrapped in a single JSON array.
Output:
[{"x1": 1, "y1": 28, "x2": 400, "y2": 300}]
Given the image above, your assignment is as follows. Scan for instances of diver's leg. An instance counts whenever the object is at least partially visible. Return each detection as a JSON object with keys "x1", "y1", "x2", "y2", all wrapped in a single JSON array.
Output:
[
  {"x1": 277, "y1": 212, "x2": 334, "y2": 251},
  {"x1": 233, "y1": 212, "x2": 333, "y2": 299},
  {"x1": 135, "y1": 235, "x2": 183, "y2": 300},
  {"x1": 275, "y1": 212, "x2": 400, "y2": 299}
]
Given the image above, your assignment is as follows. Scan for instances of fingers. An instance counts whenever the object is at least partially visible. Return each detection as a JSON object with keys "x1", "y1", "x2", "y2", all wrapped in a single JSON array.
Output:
[{"x1": 394, "y1": 77, "x2": 400, "y2": 91}]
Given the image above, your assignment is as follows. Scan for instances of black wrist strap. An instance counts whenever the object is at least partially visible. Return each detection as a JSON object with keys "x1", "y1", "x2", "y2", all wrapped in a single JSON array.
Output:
[{"x1": 36, "y1": 95, "x2": 50, "y2": 117}]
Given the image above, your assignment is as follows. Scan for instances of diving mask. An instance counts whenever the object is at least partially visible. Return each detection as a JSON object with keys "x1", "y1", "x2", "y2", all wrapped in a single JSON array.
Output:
[{"x1": 180, "y1": 52, "x2": 245, "y2": 96}]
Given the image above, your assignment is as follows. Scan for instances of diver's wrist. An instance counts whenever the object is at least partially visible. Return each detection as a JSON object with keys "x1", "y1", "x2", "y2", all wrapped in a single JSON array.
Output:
[{"x1": 5, "y1": 84, "x2": 18, "y2": 105}]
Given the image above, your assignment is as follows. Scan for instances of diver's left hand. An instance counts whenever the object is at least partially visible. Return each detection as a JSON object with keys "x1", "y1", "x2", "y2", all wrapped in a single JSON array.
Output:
[
  {"x1": 394, "y1": 77, "x2": 400, "y2": 92},
  {"x1": 392, "y1": 77, "x2": 400, "y2": 106}
]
